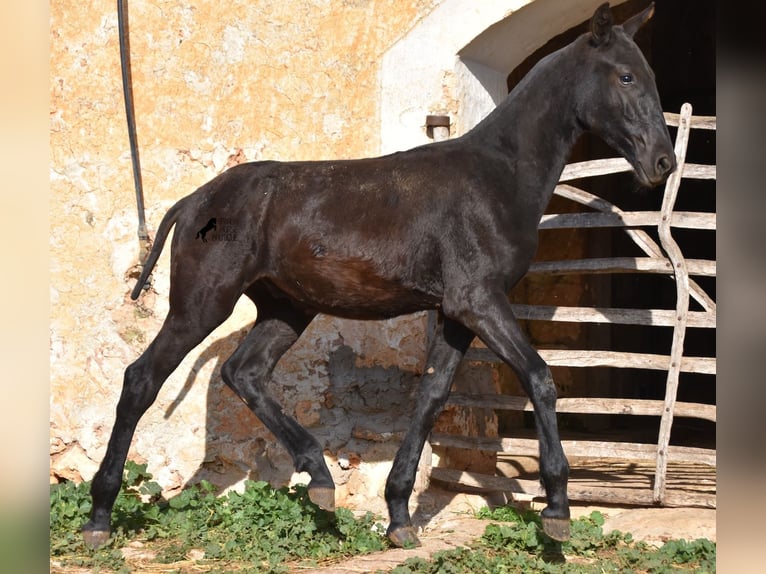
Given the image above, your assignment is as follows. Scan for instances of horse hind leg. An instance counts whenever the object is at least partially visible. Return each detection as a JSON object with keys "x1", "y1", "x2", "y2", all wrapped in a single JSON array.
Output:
[
  {"x1": 219, "y1": 295, "x2": 334, "y2": 509},
  {"x1": 82, "y1": 276, "x2": 242, "y2": 548},
  {"x1": 83, "y1": 314, "x2": 227, "y2": 547}
]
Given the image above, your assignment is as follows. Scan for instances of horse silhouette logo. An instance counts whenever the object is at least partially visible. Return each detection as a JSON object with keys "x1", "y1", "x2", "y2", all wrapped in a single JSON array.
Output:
[{"x1": 195, "y1": 218, "x2": 216, "y2": 242}]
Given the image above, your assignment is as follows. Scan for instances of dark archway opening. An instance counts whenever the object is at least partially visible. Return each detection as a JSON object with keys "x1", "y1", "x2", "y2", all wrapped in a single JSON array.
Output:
[{"x1": 504, "y1": 0, "x2": 715, "y2": 449}]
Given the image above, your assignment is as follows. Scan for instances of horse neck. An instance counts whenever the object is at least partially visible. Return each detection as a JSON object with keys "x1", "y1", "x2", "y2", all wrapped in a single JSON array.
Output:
[{"x1": 464, "y1": 47, "x2": 583, "y2": 218}]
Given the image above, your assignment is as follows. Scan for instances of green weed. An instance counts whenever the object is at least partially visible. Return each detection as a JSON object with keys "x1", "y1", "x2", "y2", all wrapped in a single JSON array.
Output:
[
  {"x1": 51, "y1": 463, "x2": 716, "y2": 573},
  {"x1": 386, "y1": 506, "x2": 715, "y2": 573},
  {"x1": 50, "y1": 460, "x2": 388, "y2": 572}
]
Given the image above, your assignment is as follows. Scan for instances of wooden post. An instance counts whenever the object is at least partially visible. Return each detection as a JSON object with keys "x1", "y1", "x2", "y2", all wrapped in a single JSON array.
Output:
[{"x1": 654, "y1": 103, "x2": 693, "y2": 503}]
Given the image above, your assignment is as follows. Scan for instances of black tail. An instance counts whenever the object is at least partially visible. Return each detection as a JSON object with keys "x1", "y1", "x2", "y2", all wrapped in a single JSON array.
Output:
[{"x1": 130, "y1": 198, "x2": 187, "y2": 300}]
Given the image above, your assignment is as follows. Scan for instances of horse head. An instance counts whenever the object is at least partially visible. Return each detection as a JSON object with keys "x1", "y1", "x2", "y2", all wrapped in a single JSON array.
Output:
[{"x1": 574, "y1": 2, "x2": 676, "y2": 187}]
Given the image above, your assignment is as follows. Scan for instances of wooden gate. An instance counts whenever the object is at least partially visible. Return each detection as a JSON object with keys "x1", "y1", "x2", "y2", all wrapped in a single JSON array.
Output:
[{"x1": 423, "y1": 104, "x2": 716, "y2": 508}]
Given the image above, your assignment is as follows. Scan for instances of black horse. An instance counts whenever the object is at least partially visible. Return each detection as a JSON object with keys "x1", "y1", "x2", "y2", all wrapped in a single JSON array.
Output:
[{"x1": 84, "y1": 2, "x2": 674, "y2": 549}]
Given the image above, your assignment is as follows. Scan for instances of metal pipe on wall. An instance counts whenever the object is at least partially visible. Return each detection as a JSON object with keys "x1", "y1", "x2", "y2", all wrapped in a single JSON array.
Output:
[{"x1": 117, "y1": 0, "x2": 150, "y2": 261}]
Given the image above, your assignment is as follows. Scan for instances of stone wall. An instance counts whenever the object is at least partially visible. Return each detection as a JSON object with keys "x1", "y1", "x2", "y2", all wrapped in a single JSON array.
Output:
[{"x1": 50, "y1": 0, "x2": 443, "y2": 512}]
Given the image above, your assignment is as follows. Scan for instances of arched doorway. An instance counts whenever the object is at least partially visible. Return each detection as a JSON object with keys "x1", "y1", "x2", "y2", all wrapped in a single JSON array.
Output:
[{"x1": 379, "y1": 0, "x2": 623, "y2": 153}]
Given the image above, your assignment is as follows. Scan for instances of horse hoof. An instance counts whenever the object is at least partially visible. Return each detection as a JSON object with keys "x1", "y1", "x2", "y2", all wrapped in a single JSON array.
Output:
[
  {"x1": 83, "y1": 529, "x2": 111, "y2": 549},
  {"x1": 388, "y1": 526, "x2": 422, "y2": 548},
  {"x1": 308, "y1": 486, "x2": 336, "y2": 512},
  {"x1": 542, "y1": 516, "x2": 570, "y2": 541}
]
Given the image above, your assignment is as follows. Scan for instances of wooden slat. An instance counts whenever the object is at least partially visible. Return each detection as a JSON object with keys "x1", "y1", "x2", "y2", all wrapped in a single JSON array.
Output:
[
  {"x1": 542, "y1": 349, "x2": 716, "y2": 374},
  {"x1": 682, "y1": 163, "x2": 716, "y2": 179},
  {"x1": 559, "y1": 158, "x2": 715, "y2": 181},
  {"x1": 431, "y1": 467, "x2": 545, "y2": 497},
  {"x1": 509, "y1": 304, "x2": 716, "y2": 328},
  {"x1": 528, "y1": 257, "x2": 715, "y2": 277},
  {"x1": 465, "y1": 347, "x2": 716, "y2": 374},
  {"x1": 559, "y1": 157, "x2": 631, "y2": 180},
  {"x1": 539, "y1": 210, "x2": 715, "y2": 230},
  {"x1": 664, "y1": 111, "x2": 716, "y2": 130},
  {"x1": 429, "y1": 434, "x2": 716, "y2": 466},
  {"x1": 552, "y1": 184, "x2": 716, "y2": 314},
  {"x1": 446, "y1": 393, "x2": 717, "y2": 422},
  {"x1": 429, "y1": 468, "x2": 716, "y2": 508}
]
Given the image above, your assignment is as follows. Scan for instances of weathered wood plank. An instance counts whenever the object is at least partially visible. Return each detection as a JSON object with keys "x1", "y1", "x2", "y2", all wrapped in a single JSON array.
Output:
[
  {"x1": 538, "y1": 210, "x2": 715, "y2": 230},
  {"x1": 431, "y1": 467, "x2": 545, "y2": 496},
  {"x1": 429, "y1": 468, "x2": 716, "y2": 508},
  {"x1": 559, "y1": 159, "x2": 714, "y2": 181},
  {"x1": 559, "y1": 157, "x2": 632, "y2": 180},
  {"x1": 507, "y1": 304, "x2": 716, "y2": 328},
  {"x1": 664, "y1": 111, "x2": 716, "y2": 130},
  {"x1": 429, "y1": 434, "x2": 717, "y2": 466},
  {"x1": 528, "y1": 257, "x2": 715, "y2": 277},
  {"x1": 682, "y1": 163, "x2": 716, "y2": 179},
  {"x1": 445, "y1": 393, "x2": 717, "y2": 422},
  {"x1": 465, "y1": 347, "x2": 716, "y2": 374},
  {"x1": 654, "y1": 102, "x2": 694, "y2": 503}
]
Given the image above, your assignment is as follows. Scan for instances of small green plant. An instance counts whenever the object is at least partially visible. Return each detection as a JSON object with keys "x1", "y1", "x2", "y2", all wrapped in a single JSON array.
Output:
[
  {"x1": 385, "y1": 505, "x2": 716, "y2": 573},
  {"x1": 50, "y1": 460, "x2": 388, "y2": 572},
  {"x1": 52, "y1": 466, "x2": 716, "y2": 573}
]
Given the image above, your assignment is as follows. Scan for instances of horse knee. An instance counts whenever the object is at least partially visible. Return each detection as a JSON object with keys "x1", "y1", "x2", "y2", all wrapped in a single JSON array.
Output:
[
  {"x1": 221, "y1": 360, "x2": 249, "y2": 401},
  {"x1": 527, "y1": 363, "x2": 557, "y2": 406},
  {"x1": 221, "y1": 357, "x2": 270, "y2": 408}
]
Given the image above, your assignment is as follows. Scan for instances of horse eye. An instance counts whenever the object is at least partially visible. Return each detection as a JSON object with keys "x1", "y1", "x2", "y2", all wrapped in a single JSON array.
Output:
[{"x1": 619, "y1": 73, "x2": 634, "y2": 85}]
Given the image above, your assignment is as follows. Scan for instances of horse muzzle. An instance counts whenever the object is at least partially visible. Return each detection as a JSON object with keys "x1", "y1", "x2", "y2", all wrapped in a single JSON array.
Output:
[{"x1": 635, "y1": 148, "x2": 676, "y2": 188}]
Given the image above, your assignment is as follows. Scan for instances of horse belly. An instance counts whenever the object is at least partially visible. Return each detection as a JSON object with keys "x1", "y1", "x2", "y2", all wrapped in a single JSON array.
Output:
[{"x1": 271, "y1": 246, "x2": 439, "y2": 319}]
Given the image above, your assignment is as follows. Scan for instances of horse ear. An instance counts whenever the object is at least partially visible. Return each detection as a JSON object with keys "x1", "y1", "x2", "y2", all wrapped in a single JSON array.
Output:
[
  {"x1": 590, "y1": 3, "x2": 613, "y2": 47},
  {"x1": 623, "y1": 2, "x2": 655, "y2": 37}
]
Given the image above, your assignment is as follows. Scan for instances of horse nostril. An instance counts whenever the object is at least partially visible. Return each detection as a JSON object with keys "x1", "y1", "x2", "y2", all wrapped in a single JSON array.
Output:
[{"x1": 656, "y1": 155, "x2": 674, "y2": 176}]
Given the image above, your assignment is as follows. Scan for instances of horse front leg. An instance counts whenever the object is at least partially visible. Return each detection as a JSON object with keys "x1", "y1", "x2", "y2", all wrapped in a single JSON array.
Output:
[
  {"x1": 385, "y1": 313, "x2": 474, "y2": 547},
  {"x1": 445, "y1": 288, "x2": 571, "y2": 541}
]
